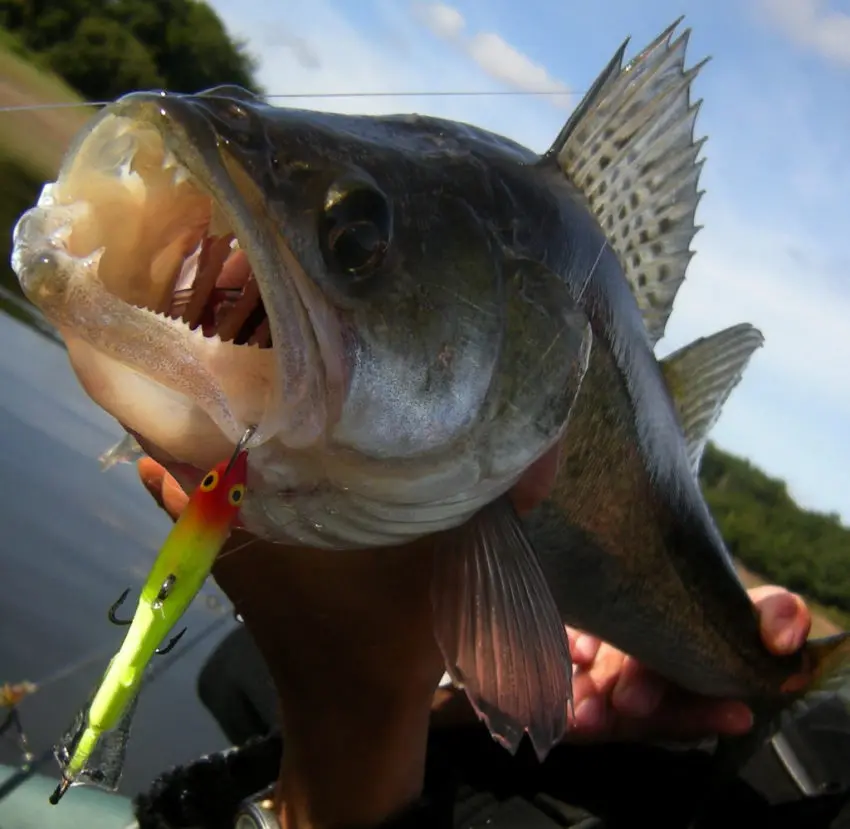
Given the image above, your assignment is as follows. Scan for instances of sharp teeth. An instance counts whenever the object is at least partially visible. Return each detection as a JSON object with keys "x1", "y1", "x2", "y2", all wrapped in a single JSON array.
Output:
[
  {"x1": 216, "y1": 278, "x2": 261, "y2": 342},
  {"x1": 183, "y1": 235, "x2": 233, "y2": 329},
  {"x1": 96, "y1": 132, "x2": 138, "y2": 176},
  {"x1": 230, "y1": 238, "x2": 240, "y2": 250},
  {"x1": 36, "y1": 183, "x2": 56, "y2": 208},
  {"x1": 161, "y1": 149, "x2": 178, "y2": 170}
]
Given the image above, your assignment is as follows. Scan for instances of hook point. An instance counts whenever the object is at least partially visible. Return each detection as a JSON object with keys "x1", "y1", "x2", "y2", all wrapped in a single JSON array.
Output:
[
  {"x1": 107, "y1": 588, "x2": 132, "y2": 626},
  {"x1": 155, "y1": 627, "x2": 187, "y2": 655}
]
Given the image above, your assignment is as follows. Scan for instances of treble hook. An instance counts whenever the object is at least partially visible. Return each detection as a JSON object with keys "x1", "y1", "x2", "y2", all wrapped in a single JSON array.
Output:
[
  {"x1": 155, "y1": 627, "x2": 187, "y2": 655},
  {"x1": 106, "y1": 582, "x2": 187, "y2": 655},
  {"x1": 107, "y1": 588, "x2": 132, "y2": 626}
]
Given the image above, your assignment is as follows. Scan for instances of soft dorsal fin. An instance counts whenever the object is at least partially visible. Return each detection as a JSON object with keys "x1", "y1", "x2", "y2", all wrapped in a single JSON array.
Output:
[
  {"x1": 660, "y1": 324, "x2": 764, "y2": 475},
  {"x1": 543, "y1": 19, "x2": 707, "y2": 347}
]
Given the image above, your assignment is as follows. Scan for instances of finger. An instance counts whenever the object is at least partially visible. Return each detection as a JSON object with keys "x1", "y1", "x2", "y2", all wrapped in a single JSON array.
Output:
[
  {"x1": 567, "y1": 627, "x2": 600, "y2": 666},
  {"x1": 568, "y1": 644, "x2": 625, "y2": 734},
  {"x1": 137, "y1": 458, "x2": 189, "y2": 520},
  {"x1": 749, "y1": 586, "x2": 811, "y2": 655},
  {"x1": 567, "y1": 668, "x2": 601, "y2": 731},
  {"x1": 570, "y1": 684, "x2": 609, "y2": 733},
  {"x1": 611, "y1": 657, "x2": 666, "y2": 718},
  {"x1": 138, "y1": 458, "x2": 167, "y2": 508}
]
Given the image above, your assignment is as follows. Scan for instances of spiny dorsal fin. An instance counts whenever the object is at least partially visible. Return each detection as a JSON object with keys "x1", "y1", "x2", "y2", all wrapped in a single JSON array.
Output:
[
  {"x1": 544, "y1": 19, "x2": 707, "y2": 347},
  {"x1": 660, "y1": 324, "x2": 764, "y2": 475}
]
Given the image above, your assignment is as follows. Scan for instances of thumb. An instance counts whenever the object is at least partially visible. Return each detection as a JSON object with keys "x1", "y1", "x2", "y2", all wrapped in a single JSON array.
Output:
[{"x1": 137, "y1": 458, "x2": 189, "y2": 521}]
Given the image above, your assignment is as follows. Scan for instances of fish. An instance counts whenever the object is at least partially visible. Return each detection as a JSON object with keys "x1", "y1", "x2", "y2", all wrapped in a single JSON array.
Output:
[
  {"x1": 49, "y1": 443, "x2": 249, "y2": 804},
  {"x1": 10, "y1": 18, "x2": 850, "y2": 765}
]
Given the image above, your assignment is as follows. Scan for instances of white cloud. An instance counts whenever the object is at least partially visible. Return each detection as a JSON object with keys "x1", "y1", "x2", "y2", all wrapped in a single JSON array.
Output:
[
  {"x1": 760, "y1": 0, "x2": 850, "y2": 65},
  {"x1": 413, "y1": 2, "x2": 572, "y2": 106},
  {"x1": 207, "y1": 0, "x2": 565, "y2": 150},
  {"x1": 415, "y1": 1, "x2": 465, "y2": 40},
  {"x1": 466, "y1": 32, "x2": 568, "y2": 95}
]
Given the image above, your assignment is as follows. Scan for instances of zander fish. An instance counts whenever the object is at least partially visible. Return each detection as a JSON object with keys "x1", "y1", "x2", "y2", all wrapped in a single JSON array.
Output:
[{"x1": 11, "y1": 19, "x2": 849, "y2": 763}]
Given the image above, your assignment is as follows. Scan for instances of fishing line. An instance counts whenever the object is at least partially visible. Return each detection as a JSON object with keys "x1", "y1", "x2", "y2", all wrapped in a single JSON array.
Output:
[
  {"x1": 0, "y1": 87, "x2": 586, "y2": 115},
  {"x1": 577, "y1": 239, "x2": 609, "y2": 302},
  {"x1": 23, "y1": 647, "x2": 115, "y2": 695}
]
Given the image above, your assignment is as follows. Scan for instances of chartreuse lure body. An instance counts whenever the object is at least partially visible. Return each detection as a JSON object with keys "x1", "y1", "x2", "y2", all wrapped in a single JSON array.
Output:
[{"x1": 50, "y1": 443, "x2": 250, "y2": 804}]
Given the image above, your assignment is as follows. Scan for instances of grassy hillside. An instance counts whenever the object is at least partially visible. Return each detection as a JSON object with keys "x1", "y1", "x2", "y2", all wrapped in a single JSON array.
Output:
[
  {"x1": 0, "y1": 44, "x2": 92, "y2": 327},
  {"x1": 0, "y1": 44, "x2": 92, "y2": 174}
]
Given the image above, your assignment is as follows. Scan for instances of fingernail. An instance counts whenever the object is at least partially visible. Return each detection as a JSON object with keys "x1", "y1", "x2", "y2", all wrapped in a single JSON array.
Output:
[
  {"x1": 574, "y1": 696, "x2": 604, "y2": 730},
  {"x1": 574, "y1": 635, "x2": 598, "y2": 662},
  {"x1": 775, "y1": 624, "x2": 805, "y2": 654},
  {"x1": 764, "y1": 598, "x2": 797, "y2": 642}
]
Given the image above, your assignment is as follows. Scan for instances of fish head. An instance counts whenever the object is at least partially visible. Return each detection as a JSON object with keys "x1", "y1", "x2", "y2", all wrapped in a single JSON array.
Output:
[{"x1": 12, "y1": 87, "x2": 591, "y2": 547}]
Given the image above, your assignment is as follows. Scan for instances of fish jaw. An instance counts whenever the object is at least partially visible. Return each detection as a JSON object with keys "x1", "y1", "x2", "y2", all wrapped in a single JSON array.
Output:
[{"x1": 11, "y1": 92, "x2": 343, "y2": 471}]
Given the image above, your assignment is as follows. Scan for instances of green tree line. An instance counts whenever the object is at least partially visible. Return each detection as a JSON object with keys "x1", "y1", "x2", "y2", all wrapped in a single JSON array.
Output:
[
  {"x1": 1, "y1": 4, "x2": 848, "y2": 619},
  {"x1": 700, "y1": 443, "x2": 850, "y2": 614}
]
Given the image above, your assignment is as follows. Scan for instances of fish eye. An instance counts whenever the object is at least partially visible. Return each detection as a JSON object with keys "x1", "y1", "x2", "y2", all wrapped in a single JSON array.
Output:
[
  {"x1": 320, "y1": 183, "x2": 392, "y2": 280},
  {"x1": 228, "y1": 484, "x2": 245, "y2": 507},
  {"x1": 200, "y1": 471, "x2": 219, "y2": 491}
]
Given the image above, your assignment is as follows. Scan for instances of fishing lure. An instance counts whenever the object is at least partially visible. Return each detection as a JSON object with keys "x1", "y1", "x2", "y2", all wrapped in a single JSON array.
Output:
[{"x1": 49, "y1": 429, "x2": 254, "y2": 805}]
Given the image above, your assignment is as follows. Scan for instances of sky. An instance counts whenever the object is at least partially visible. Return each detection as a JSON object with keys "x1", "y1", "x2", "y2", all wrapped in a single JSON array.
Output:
[{"x1": 203, "y1": 0, "x2": 848, "y2": 522}]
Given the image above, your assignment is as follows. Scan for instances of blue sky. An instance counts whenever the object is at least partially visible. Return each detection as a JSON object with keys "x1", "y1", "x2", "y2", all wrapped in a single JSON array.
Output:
[{"x1": 203, "y1": 0, "x2": 850, "y2": 522}]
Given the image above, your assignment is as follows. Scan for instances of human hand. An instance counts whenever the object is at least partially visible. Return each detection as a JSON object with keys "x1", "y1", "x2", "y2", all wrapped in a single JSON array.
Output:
[
  {"x1": 138, "y1": 457, "x2": 190, "y2": 518},
  {"x1": 564, "y1": 585, "x2": 812, "y2": 742}
]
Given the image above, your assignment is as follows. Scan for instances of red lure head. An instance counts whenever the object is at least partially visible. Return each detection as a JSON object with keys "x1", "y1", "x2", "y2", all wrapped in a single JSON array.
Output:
[{"x1": 189, "y1": 449, "x2": 249, "y2": 526}]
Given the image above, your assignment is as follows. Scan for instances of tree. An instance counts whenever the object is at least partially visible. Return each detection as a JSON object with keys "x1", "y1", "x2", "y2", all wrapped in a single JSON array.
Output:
[
  {"x1": 0, "y1": 0, "x2": 261, "y2": 101},
  {"x1": 700, "y1": 442, "x2": 850, "y2": 614},
  {"x1": 46, "y1": 16, "x2": 164, "y2": 102}
]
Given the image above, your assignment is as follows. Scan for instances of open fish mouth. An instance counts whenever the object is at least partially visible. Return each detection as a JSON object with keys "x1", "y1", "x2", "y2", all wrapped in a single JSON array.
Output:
[{"x1": 11, "y1": 92, "x2": 335, "y2": 469}]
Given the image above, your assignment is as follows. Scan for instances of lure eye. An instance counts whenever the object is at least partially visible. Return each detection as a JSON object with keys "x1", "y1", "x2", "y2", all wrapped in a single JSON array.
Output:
[
  {"x1": 228, "y1": 484, "x2": 245, "y2": 507},
  {"x1": 200, "y1": 471, "x2": 219, "y2": 492}
]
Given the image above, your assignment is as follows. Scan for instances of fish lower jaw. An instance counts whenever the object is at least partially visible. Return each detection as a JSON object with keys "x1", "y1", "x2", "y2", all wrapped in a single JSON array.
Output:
[
  {"x1": 11, "y1": 109, "x2": 330, "y2": 452},
  {"x1": 12, "y1": 228, "x2": 278, "y2": 455}
]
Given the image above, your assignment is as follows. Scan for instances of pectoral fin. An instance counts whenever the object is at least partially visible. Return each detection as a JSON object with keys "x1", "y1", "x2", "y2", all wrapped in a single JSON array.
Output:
[{"x1": 431, "y1": 496, "x2": 572, "y2": 762}]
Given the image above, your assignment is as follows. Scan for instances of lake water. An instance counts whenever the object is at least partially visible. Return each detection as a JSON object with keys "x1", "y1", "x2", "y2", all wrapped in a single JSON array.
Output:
[{"x1": 0, "y1": 309, "x2": 235, "y2": 797}]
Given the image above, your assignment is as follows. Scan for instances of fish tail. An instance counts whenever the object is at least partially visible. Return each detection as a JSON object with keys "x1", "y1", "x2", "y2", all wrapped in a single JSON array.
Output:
[{"x1": 687, "y1": 635, "x2": 850, "y2": 827}]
